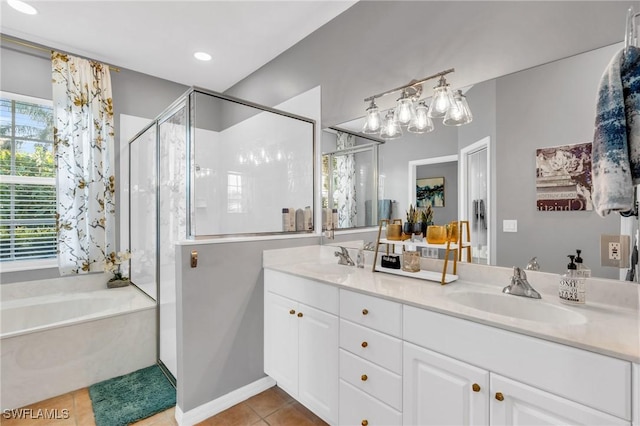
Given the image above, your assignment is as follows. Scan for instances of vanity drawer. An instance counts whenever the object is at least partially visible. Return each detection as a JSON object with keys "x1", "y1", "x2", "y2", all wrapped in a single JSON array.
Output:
[
  {"x1": 339, "y1": 379, "x2": 402, "y2": 426},
  {"x1": 339, "y1": 349, "x2": 402, "y2": 411},
  {"x1": 265, "y1": 269, "x2": 338, "y2": 314},
  {"x1": 340, "y1": 289, "x2": 402, "y2": 337},
  {"x1": 340, "y1": 319, "x2": 402, "y2": 374}
]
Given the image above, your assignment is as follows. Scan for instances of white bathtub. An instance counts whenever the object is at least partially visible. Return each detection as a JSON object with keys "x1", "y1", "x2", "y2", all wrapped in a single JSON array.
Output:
[{"x1": 0, "y1": 274, "x2": 156, "y2": 410}]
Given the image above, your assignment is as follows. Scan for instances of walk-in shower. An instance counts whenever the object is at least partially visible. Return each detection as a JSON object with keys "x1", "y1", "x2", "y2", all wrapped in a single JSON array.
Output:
[{"x1": 127, "y1": 87, "x2": 315, "y2": 383}]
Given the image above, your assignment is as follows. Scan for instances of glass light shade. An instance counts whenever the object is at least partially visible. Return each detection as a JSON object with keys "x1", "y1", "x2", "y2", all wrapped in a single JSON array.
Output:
[
  {"x1": 362, "y1": 101, "x2": 381, "y2": 134},
  {"x1": 394, "y1": 94, "x2": 416, "y2": 126},
  {"x1": 427, "y1": 77, "x2": 455, "y2": 118},
  {"x1": 443, "y1": 90, "x2": 473, "y2": 126},
  {"x1": 380, "y1": 111, "x2": 402, "y2": 140},
  {"x1": 408, "y1": 101, "x2": 434, "y2": 133}
]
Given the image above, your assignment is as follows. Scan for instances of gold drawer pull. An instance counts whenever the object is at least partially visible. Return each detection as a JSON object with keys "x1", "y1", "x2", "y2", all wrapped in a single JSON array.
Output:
[
  {"x1": 297, "y1": 312, "x2": 303, "y2": 318},
  {"x1": 472, "y1": 383, "x2": 481, "y2": 392},
  {"x1": 361, "y1": 341, "x2": 368, "y2": 348},
  {"x1": 495, "y1": 392, "x2": 504, "y2": 401},
  {"x1": 361, "y1": 420, "x2": 368, "y2": 426},
  {"x1": 289, "y1": 309, "x2": 295, "y2": 315},
  {"x1": 362, "y1": 308, "x2": 369, "y2": 315},
  {"x1": 361, "y1": 374, "x2": 368, "y2": 381}
]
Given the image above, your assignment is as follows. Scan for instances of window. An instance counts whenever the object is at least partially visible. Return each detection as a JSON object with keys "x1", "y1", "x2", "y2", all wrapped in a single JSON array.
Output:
[
  {"x1": 227, "y1": 172, "x2": 245, "y2": 213},
  {"x1": 0, "y1": 92, "x2": 56, "y2": 263}
]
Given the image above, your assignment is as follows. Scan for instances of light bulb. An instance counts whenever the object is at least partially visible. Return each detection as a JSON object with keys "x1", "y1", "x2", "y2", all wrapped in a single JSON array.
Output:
[
  {"x1": 362, "y1": 100, "x2": 381, "y2": 134},
  {"x1": 408, "y1": 101, "x2": 434, "y2": 134},
  {"x1": 380, "y1": 111, "x2": 402, "y2": 140},
  {"x1": 394, "y1": 92, "x2": 415, "y2": 126},
  {"x1": 444, "y1": 90, "x2": 473, "y2": 126},
  {"x1": 427, "y1": 76, "x2": 455, "y2": 118}
]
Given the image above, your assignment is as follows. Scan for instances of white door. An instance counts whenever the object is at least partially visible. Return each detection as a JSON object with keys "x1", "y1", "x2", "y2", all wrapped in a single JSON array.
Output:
[
  {"x1": 298, "y1": 303, "x2": 339, "y2": 424},
  {"x1": 403, "y1": 342, "x2": 489, "y2": 426},
  {"x1": 490, "y1": 374, "x2": 629, "y2": 426},
  {"x1": 264, "y1": 291, "x2": 299, "y2": 396}
]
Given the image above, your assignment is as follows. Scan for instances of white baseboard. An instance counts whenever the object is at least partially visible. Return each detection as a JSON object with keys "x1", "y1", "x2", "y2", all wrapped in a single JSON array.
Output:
[{"x1": 174, "y1": 376, "x2": 276, "y2": 426}]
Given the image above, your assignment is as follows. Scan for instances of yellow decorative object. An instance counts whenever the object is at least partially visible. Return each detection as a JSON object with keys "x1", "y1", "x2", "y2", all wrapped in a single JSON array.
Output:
[
  {"x1": 386, "y1": 223, "x2": 402, "y2": 240},
  {"x1": 447, "y1": 221, "x2": 459, "y2": 242},
  {"x1": 426, "y1": 225, "x2": 447, "y2": 244}
]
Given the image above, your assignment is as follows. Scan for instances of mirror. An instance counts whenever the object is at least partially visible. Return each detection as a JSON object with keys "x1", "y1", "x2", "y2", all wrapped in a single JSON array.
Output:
[
  {"x1": 321, "y1": 129, "x2": 385, "y2": 230},
  {"x1": 331, "y1": 43, "x2": 629, "y2": 280}
]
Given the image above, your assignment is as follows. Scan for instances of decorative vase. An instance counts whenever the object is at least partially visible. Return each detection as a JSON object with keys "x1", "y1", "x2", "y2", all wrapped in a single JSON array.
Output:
[
  {"x1": 107, "y1": 278, "x2": 130, "y2": 288},
  {"x1": 426, "y1": 225, "x2": 447, "y2": 244},
  {"x1": 403, "y1": 222, "x2": 414, "y2": 235},
  {"x1": 421, "y1": 221, "x2": 432, "y2": 237},
  {"x1": 387, "y1": 223, "x2": 402, "y2": 240},
  {"x1": 413, "y1": 222, "x2": 423, "y2": 235}
]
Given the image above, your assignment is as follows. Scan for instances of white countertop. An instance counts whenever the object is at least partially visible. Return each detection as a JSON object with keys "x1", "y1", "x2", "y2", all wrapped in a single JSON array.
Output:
[{"x1": 264, "y1": 245, "x2": 640, "y2": 363}]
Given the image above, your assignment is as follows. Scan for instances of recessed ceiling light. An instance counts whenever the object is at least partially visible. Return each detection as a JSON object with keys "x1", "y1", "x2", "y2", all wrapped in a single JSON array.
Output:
[
  {"x1": 194, "y1": 52, "x2": 212, "y2": 61},
  {"x1": 7, "y1": 0, "x2": 37, "y2": 15}
]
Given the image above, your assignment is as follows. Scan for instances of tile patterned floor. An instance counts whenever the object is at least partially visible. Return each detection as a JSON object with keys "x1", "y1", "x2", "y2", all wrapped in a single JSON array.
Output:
[{"x1": 0, "y1": 386, "x2": 327, "y2": 426}]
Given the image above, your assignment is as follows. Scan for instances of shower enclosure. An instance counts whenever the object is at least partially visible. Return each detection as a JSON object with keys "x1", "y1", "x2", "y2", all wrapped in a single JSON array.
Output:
[{"x1": 128, "y1": 87, "x2": 315, "y2": 382}]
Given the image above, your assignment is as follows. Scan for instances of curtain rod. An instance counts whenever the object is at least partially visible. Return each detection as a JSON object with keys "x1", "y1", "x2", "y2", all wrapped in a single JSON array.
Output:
[{"x1": 1, "y1": 35, "x2": 121, "y2": 72}]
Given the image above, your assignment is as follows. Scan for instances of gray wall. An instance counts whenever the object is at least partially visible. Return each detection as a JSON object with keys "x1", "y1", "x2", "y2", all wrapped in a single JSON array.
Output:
[
  {"x1": 494, "y1": 44, "x2": 620, "y2": 277},
  {"x1": 416, "y1": 161, "x2": 458, "y2": 225},
  {"x1": 176, "y1": 227, "x2": 382, "y2": 412}
]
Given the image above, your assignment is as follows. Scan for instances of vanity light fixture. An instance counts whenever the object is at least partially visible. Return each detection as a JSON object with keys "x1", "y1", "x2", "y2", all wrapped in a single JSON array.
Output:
[
  {"x1": 362, "y1": 68, "x2": 472, "y2": 139},
  {"x1": 7, "y1": 0, "x2": 37, "y2": 14},
  {"x1": 194, "y1": 51, "x2": 212, "y2": 61}
]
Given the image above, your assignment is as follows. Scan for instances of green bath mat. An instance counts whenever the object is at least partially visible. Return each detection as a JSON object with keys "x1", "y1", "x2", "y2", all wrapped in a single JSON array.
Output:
[{"x1": 89, "y1": 365, "x2": 176, "y2": 426}]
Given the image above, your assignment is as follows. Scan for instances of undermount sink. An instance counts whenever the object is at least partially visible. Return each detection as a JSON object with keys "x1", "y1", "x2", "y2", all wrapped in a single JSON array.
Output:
[
  {"x1": 295, "y1": 262, "x2": 356, "y2": 280},
  {"x1": 447, "y1": 291, "x2": 587, "y2": 325}
]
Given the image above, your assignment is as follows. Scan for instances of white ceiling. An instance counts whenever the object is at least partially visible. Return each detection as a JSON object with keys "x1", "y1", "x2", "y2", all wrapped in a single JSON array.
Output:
[
  {"x1": 1, "y1": 0, "x2": 639, "y2": 99},
  {"x1": 0, "y1": 0, "x2": 357, "y2": 91}
]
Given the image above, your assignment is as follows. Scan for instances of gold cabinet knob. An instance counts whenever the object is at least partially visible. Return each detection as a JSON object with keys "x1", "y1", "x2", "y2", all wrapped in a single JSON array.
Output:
[
  {"x1": 289, "y1": 309, "x2": 295, "y2": 315},
  {"x1": 361, "y1": 420, "x2": 368, "y2": 426},
  {"x1": 297, "y1": 312, "x2": 303, "y2": 318},
  {"x1": 361, "y1": 374, "x2": 368, "y2": 381},
  {"x1": 495, "y1": 392, "x2": 504, "y2": 401},
  {"x1": 361, "y1": 341, "x2": 368, "y2": 348},
  {"x1": 362, "y1": 308, "x2": 369, "y2": 315},
  {"x1": 472, "y1": 383, "x2": 481, "y2": 392}
]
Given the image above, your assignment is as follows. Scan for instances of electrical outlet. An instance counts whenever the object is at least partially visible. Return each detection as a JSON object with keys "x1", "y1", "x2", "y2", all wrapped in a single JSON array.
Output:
[
  {"x1": 609, "y1": 242, "x2": 621, "y2": 260},
  {"x1": 600, "y1": 234, "x2": 631, "y2": 268}
]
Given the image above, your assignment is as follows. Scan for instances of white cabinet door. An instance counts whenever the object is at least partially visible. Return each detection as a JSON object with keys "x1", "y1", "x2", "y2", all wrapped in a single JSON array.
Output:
[
  {"x1": 490, "y1": 374, "x2": 629, "y2": 426},
  {"x1": 403, "y1": 342, "x2": 489, "y2": 426},
  {"x1": 264, "y1": 291, "x2": 299, "y2": 396},
  {"x1": 298, "y1": 303, "x2": 339, "y2": 424}
]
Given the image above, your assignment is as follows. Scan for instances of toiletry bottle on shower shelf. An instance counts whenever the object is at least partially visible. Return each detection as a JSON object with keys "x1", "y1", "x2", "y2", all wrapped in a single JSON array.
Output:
[
  {"x1": 559, "y1": 255, "x2": 586, "y2": 305},
  {"x1": 574, "y1": 249, "x2": 591, "y2": 278},
  {"x1": 282, "y1": 208, "x2": 290, "y2": 232},
  {"x1": 295, "y1": 208, "x2": 305, "y2": 231},
  {"x1": 304, "y1": 206, "x2": 312, "y2": 231}
]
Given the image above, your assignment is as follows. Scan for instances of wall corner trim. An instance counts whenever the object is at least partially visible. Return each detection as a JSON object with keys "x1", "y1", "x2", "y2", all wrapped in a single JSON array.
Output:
[{"x1": 174, "y1": 376, "x2": 276, "y2": 426}]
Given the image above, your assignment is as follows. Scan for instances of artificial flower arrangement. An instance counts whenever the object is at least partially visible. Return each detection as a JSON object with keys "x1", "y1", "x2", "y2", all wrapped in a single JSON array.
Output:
[{"x1": 105, "y1": 250, "x2": 131, "y2": 288}]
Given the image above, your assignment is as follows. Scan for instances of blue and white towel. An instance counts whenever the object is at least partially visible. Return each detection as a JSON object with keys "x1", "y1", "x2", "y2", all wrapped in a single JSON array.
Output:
[{"x1": 592, "y1": 46, "x2": 640, "y2": 216}]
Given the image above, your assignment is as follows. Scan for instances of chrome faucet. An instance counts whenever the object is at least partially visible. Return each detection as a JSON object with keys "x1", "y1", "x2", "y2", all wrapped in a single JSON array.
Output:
[
  {"x1": 503, "y1": 266, "x2": 541, "y2": 299},
  {"x1": 525, "y1": 256, "x2": 540, "y2": 271},
  {"x1": 335, "y1": 246, "x2": 355, "y2": 266}
]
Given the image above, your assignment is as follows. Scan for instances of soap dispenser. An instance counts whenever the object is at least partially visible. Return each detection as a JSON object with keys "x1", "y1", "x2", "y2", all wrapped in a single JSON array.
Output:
[
  {"x1": 559, "y1": 255, "x2": 586, "y2": 305},
  {"x1": 574, "y1": 249, "x2": 591, "y2": 278}
]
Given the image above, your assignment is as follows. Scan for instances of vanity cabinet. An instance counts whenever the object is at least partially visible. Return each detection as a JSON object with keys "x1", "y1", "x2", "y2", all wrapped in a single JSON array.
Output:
[
  {"x1": 403, "y1": 341, "x2": 489, "y2": 425},
  {"x1": 403, "y1": 305, "x2": 632, "y2": 426},
  {"x1": 264, "y1": 267, "x2": 636, "y2": 426},
  {"x1": 264, "y1": 270, "x2": 339, "y2": 424}
]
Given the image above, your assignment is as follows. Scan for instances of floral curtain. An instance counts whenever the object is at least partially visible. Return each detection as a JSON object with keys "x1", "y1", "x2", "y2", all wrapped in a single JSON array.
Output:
[
  {"x1": 334, "y1": 131, "x2": 357, "y2": 228},
  {"x1": 52, "y1": 51, "x2": 115, "y2": 275}
]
